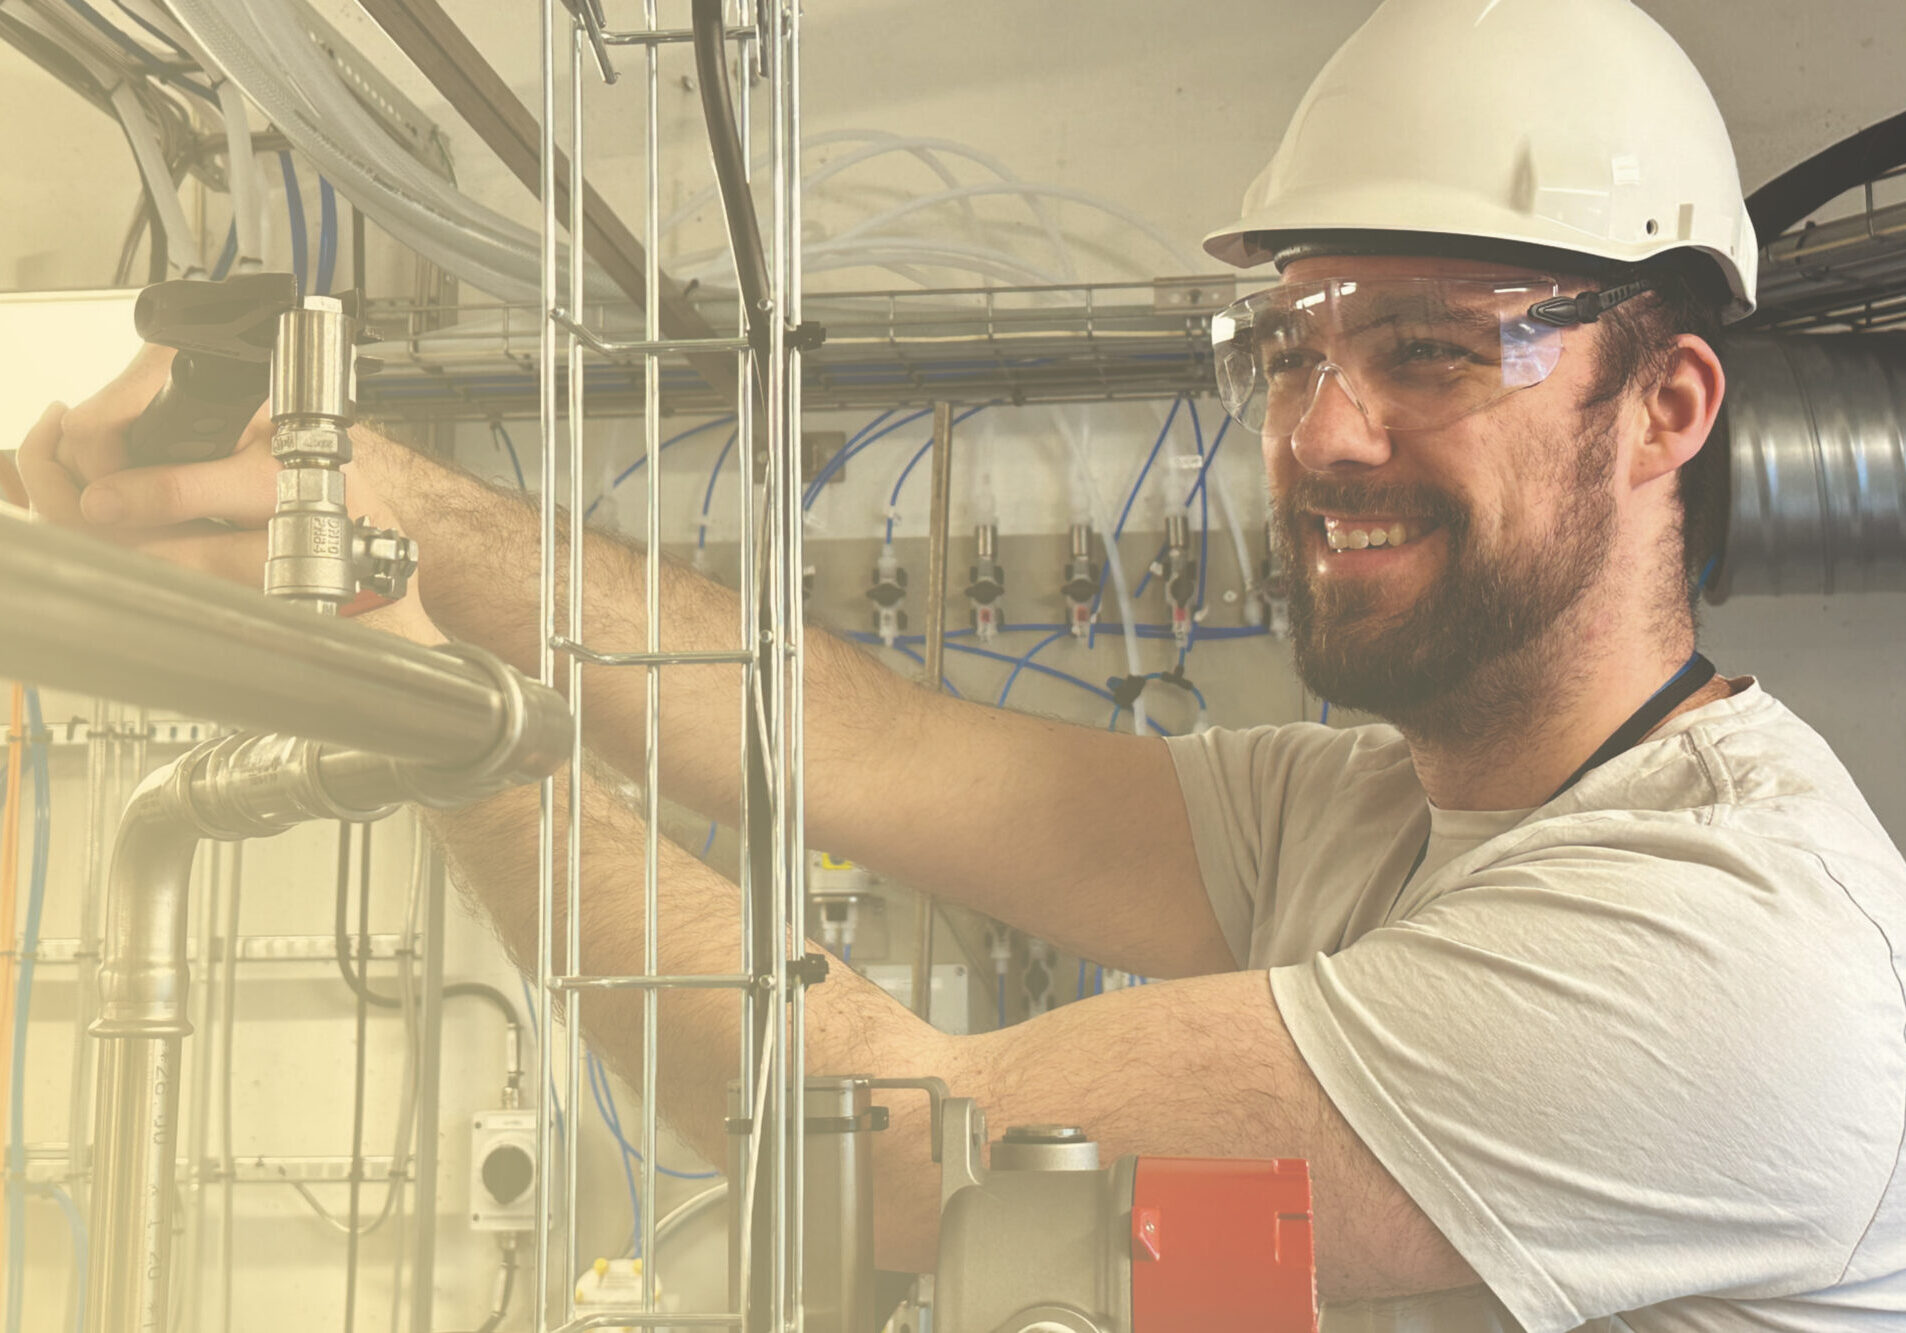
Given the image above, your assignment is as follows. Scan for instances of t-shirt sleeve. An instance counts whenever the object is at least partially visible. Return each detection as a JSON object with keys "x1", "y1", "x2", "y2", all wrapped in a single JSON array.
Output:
[
  {"x1": 1270, "y1": 818, "x2": 1906, "y2": 1332},
  {"x1": 1165, "y1": 726, "x2": 1278, "y2": 967}
]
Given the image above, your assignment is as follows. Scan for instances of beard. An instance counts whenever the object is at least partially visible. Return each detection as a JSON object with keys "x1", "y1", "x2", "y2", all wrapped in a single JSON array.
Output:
[{"x1": 1275, "y1": 414, "x2": 1619, "y2": 745}]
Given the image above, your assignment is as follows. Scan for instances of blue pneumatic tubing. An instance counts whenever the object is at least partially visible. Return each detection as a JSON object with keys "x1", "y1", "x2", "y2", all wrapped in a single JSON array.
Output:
[
  {"x1": 696, "y1": 431, "x2": 740, "y2": 549},
  {"x1": 996, "y1": 629, "x2": 1071, "y2": 709},
  {"x1": 587, "y1": 1051, "x2": 718, "y2": 1190},
  {"x1": 883, "y1": 404, "x2": 991, "y2": 542},
  {"x1": 40, "y1": 1183, "x2": 86, "y2": 1333},
  {"x1": 802, "y1": 409, "x2": 922, "y2": 508},
  {"x1": 1089, "y1": 396, "x2": 1184, "y2": 649},
  {"x1": 278, "y1": 152, "x2": 307, "y2": 299},
  {"x1": 585, "y1": 1052, "x2": 645, "y2": 1254},
  {"x1": 490, "y1": 421, "x2": 528, "y2": 492},
  {"x1": 315, "y1": 176, "x2": 338, "y2": 295},
  {"x1": 588, "y1": 416, "x2": 738, "y2": 518},
  {"x1": 209, "y1": 222, "x2": 238, "y2": 281},
  {"x1": 516, "y1": 976, "x2": 566, "y2": 1148}
]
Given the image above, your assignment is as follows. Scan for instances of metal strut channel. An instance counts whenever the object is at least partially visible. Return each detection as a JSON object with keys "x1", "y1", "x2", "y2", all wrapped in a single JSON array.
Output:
[{"x1": 355, "y1": 0, "x2": 739, "y2": 399}]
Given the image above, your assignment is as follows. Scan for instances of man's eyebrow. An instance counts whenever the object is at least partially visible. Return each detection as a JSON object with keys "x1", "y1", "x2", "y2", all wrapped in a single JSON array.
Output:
[{"x1": 1339, "y1": 300, "x2": 1501, "y2": 340}]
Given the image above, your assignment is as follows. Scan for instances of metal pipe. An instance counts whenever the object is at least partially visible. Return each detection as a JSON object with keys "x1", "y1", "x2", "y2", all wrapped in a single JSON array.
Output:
[
  {"x1": 639, "y1": 0, "x2": 664, "y2": 1310},
  {"x1": 408, "y1": 842, "x2": 449, "y2": 1333},
  {"x1": 1715, "y1": 334, "x2": 1906, "y2": 598},
  {"x1": 81, "y1": 645, "x2": 567, "y2": 1332},
  {"x1": 922, "y1": 401, "x2": 956, "y2": 687},
  {"x1": 0, "y1": 510, "x2": 535, "y2": 767},
  {"x1": 910, "y1": 403, "x2": 956, "y2": 1022},
  {"x1": 534, "y1": 0, "x2": 563, "y2": 1321},
  {"x1": 85, "y1": 774, "x2": 200, "y2": 1333}
]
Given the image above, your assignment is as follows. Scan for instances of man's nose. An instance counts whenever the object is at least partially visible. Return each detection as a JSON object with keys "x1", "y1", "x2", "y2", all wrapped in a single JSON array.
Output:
[{"x1": 1288, "y1": 364, "x2": 1393, "y2": 472}]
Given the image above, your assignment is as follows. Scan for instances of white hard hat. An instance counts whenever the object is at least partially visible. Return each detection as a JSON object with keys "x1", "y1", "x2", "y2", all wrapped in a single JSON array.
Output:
[{"x1": 1203, "y1": 0, "x2": 1758, "y2": 322}]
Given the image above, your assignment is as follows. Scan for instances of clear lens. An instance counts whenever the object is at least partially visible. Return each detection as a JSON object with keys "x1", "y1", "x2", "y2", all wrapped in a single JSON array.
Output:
[{"x1": 1210, "y1": 277, "x2": 1566, "y2": 435}]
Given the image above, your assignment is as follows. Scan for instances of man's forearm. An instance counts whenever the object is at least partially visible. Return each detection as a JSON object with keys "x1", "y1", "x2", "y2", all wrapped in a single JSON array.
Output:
[
  {"x1": 357, "y1": 427, "x2": 1232, "y2": 982},
  {"x1": 354, "y1": 429, "x2": 766, "y2": 823},
  {"x1": 425, "y1": 762, "x2": 959, "y2": 1270}
]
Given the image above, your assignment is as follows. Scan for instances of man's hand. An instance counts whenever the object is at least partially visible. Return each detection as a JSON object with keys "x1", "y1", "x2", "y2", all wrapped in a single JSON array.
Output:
[
  {"x1": 12, "y1": 342, "x2": 438, "y2": 642},
  {"x1": 13, "y1": 342, "x2": 404, "y2": 590}
]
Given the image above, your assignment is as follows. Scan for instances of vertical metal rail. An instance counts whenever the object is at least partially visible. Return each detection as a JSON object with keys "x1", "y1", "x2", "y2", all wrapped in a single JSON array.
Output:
[
  {"x1": 639, "y1": 0, "x2": 664, "y2": 1311},
  {"x1": 910, "y1": 403, "x2": 955, "y2": 1021},
  {"x1": 535, "y1": 0, "x2": 563, "y2": 1323},
  {"x1": 783, "y1": 0, "x2": 809, "y2": 1323},
  {"x1": 409, "y1": 844, "x2": 450, "y2": 1333},
  {"x1": 767, "y1": 0, "x2": 792, "y2": 1320},
  {"x1": 535, "y1": 2, "x2": 798, "y2": 1329},
  {"x1": 565, "y1": 13, "x2": 589, "y2": 1311}
]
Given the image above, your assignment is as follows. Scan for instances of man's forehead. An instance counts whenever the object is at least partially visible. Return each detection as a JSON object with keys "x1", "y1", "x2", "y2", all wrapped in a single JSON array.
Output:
[{"x1": 1280, "y1": 254, "x2": 1562, "y2": 285}]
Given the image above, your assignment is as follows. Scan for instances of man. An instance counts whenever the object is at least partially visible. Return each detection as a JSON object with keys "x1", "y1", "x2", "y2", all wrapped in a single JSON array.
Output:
[{"x1": 14, "y1": 0, "x2": 1906, "y2": 1326}]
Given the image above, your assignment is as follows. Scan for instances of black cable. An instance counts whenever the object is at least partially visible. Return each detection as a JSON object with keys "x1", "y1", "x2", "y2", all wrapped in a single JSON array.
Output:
[
  {"x1": 1747, "y1": 109, "x2": 1906, "y2": 246},
  {"x1": 690, "y1": 0, "x2": 771, "y2": 374},
  {"x1": 343, "y1": 822, "x2": 372, "y2": 1333},
  {"x1": 472, "y1": 1244, "x2": 517, "y2": 1333},
  {"x1": 143, "y1": 198, "x2": 167, "y2": 284},
  {"x1": 332, "y1": 824, "x2": 522, "y2": 1022}
]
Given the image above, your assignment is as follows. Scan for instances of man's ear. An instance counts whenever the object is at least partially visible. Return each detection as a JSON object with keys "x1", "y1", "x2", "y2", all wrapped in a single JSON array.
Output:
[{"x1": 1632, "y1": 333, "x2": 1724, "y2": 488}]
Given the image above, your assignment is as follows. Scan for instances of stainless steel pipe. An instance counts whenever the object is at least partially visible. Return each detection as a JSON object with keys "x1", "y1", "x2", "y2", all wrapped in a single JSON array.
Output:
[
  {"x1": 1716, "y1": 334, "x2": 1906, "y2": 598},
  {"x1": 85, "y1": 700, "x2": 570, "y2": 1333},
  {"x1": 0, "y1": 508, "x2": 523, "y2": 765}
]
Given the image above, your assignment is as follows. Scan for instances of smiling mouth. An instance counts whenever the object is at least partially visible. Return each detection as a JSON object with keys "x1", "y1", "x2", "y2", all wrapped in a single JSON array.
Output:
[{"x1": 1319, "y1": 515, "x2": 1442, "y2": 553}]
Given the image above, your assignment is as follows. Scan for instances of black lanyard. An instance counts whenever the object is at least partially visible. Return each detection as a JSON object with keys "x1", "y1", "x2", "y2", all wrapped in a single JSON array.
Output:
[{"x1": 1390, "y1": 652, "x2": 1718, "y2": 911}]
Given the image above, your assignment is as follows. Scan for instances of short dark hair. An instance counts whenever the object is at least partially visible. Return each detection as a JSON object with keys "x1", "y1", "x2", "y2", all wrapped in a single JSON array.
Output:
[{"x1": 1579, "y1": 262, "x2": 1729, "y2": 594}]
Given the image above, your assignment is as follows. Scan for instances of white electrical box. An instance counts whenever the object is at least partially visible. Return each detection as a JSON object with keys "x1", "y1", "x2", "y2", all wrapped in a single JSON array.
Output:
[{"x1": 469, "y1": 1109, "x2": 538, "y2": 1232}]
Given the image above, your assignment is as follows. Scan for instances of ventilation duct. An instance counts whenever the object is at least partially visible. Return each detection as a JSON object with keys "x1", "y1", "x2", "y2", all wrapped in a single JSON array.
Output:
[{"x1": 1713, "y1": 334, "x2": 1906, "y2": 599}]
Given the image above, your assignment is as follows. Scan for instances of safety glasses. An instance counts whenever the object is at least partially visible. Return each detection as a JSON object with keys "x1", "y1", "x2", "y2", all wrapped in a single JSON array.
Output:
[{"x1": 1210, "y1": 276, "x2": 1580, "y2": 436}]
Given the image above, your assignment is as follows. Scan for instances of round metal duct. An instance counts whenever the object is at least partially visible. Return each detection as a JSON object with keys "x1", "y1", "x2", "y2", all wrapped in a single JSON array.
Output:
[{"x1": 1713, "y1": 334, "x2": 1906, "y2": 598}]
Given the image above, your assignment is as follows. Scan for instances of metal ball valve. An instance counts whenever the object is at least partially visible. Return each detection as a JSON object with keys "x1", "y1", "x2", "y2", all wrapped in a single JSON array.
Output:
[{"x1": 933, "y1": 1100, "x2": 1318, "y2": 1333}]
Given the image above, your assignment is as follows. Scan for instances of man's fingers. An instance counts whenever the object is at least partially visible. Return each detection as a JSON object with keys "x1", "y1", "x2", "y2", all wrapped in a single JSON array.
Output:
[
  {"x1": 80, "y1": 444, "x2": 280, "y2": 529},
  {"x1": 58, "y1": 343, "x2": 176, "y2": 484},
  {"x1": 15, "y1": 401, "x2": 86, "y2": 526},
  {"x1": 0, "y1": 450, "x2": 25, "y2": 509}
]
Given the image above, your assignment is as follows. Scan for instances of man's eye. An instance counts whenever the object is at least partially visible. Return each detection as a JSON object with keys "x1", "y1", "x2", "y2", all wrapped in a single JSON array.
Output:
[
  {"x1": 1395, "y1": 339, "x2": 1475, "y2": 365},
  {"x1": 1263, "y1": 350, "x2": 1321, "y2": 377}
]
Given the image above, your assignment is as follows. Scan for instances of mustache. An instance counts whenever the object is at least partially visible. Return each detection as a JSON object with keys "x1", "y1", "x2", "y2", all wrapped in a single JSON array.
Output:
[{"x1": 1273, "y1": 477, "x2": 1468, "y2": 533}]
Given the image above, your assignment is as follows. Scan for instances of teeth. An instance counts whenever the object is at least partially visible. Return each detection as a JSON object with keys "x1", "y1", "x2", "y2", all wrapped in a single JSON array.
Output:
[{"x1": 1321, "y1": 517, "x2": 1431, "y2": 554}]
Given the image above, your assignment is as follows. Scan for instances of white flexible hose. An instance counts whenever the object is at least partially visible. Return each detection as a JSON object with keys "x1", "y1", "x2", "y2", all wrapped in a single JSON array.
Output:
[
  {"x1": 213, "y1": 80, "x2": 264, "y2": 271},
  {"x1": 802, "y1": 241, "x2": 1068, "y2": 287},
  {"x1": 831, "y1": 182, "x2": 1202, "y2": 275},
  {"x1": 108, "y1": 82, "x2": 204, "y2": 277},
  {"x1": 1060, "y1": 411, "x2": 1148, "y2": 736},
  {"x1": 169, "y1": 0, "x2": 611, "y2": 303},
  {"x1": 677, "y1": 238, "x2": 1070, "y2": 288},
  {"x1": 658, "y1": 130, "x2": 1079, "y2": 283}
]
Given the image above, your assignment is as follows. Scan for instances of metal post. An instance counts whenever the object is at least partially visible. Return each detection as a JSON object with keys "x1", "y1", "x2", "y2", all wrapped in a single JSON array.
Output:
[
  {"x1": 408, "y1": 843, "x2": 449, "y2": 1333},
  {"x1": 535, "y1": 0, "x2": 563, "y2": 1323},
  {"x1": 910, "y1": 402, "x2": 956, "y2": 1020},
  {"x1": 564, "y1": 11, "x2": 589, "y2": 1312},
  {"x1": 640, "y1": 0, "x2": 664, "y2": 1311}
]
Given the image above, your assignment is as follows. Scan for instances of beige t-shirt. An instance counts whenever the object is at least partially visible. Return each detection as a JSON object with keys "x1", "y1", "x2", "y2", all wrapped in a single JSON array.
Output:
[{"x1": 1165, "y1": 683, "x2": 1906, "y2": 1332}]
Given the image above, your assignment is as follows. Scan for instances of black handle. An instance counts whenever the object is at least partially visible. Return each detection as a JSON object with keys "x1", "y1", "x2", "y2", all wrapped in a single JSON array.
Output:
[{"x1": 123, "y1": 352, "x2": 268, "y2": 466}]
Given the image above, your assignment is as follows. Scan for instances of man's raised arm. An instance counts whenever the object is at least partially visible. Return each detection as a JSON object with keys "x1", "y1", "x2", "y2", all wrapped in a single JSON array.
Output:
[
  {"x1": 21, "y1": 349, "x2": 1234, "y2": 980},
  {"x1": 352, "y1": 429, "x2": 1232, "y2": 980}
]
